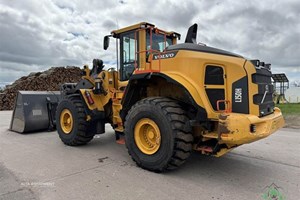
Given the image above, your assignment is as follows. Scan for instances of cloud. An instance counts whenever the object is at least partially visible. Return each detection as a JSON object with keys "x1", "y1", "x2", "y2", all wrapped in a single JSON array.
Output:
[{"x1": 0, "y1": 0, "x2": 299, "y2": 88}]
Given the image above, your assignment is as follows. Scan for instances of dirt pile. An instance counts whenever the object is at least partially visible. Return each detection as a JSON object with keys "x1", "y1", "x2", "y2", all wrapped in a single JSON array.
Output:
[{"x1": 0, "y1": 66, "x2": 82, "y2": 110}]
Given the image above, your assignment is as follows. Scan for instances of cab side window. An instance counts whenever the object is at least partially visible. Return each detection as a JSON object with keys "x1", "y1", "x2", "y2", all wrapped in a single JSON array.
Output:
[{"x1": 146, "y1": 32, "x2": 173, "y2": 53}]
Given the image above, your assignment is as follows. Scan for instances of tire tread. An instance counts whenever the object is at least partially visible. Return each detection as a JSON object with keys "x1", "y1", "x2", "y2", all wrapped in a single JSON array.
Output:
[
  {"x1": 57, "y1": 95, "x2": 94, "y2": 146},
  {"x1": 125, "y1": 97, "x2": 193, "y2": 172}
]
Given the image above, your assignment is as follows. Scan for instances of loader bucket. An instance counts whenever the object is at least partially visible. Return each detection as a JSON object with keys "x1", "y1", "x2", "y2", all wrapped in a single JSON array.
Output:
[{"x1": 10, "y1": 91, "x2": 61, "y2": 133}]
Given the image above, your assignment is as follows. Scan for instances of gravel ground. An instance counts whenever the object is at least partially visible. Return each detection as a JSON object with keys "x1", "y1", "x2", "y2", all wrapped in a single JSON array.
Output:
[{"x1": 0, "y1": 111, "x2": 299, "y2": 200}]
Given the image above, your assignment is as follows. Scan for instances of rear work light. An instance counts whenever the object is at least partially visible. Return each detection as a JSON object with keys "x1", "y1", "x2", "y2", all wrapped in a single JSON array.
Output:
[{"x1": 250, "y1": 124, "x2": 256, "y2": 133}]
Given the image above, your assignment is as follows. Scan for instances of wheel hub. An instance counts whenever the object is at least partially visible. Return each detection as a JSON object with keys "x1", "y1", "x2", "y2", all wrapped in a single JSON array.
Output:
[
  {"x1": 147, "y1": 131, "x2": 155, "y2": 139},
  {"x1": 60, "y1": 109, "x2": 73, "y2": 134},
  {"x1": 134, "y1": 118, "x2": 161, "y2": 155}
]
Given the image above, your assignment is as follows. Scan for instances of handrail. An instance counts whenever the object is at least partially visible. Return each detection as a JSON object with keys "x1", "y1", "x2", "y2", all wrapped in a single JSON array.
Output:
[{"x1": 133, "y1": 26, "x2": 169, "y2": 73}]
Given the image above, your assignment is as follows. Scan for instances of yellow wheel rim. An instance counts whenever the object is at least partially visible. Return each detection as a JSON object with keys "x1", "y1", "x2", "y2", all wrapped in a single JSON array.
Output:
[
  {"x1": 60, "y1": 109, "x2": 73, "y2": 134},
  {"x1": 134, "y1": 118, "x2": 161, "y2": 155}
]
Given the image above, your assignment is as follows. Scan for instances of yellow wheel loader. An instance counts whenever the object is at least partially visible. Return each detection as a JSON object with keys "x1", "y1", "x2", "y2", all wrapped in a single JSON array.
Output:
[{"x1": 56, "y1": 22, "x2": 284, "y2": 172}]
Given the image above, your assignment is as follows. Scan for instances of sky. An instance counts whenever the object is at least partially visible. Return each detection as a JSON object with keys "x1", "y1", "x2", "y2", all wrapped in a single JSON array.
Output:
[{"x1": 0, "y1": 0, "x2": 300, "y2": 88}]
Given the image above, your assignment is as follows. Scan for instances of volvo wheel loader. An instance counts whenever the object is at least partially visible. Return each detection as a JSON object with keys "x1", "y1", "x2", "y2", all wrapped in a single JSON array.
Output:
[{"x1": 56, "y1": 22, "x2": 284, "y2": 172}]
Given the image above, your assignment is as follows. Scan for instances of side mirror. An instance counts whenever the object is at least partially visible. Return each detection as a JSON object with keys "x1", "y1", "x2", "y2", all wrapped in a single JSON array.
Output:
[{"x1": 103, "y1": 35, "x2": 110, "y2": 50}]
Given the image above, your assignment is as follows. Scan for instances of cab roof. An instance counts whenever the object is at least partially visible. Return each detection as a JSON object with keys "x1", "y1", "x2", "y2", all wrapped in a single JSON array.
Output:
[{"x1": 111, "y1": 22, "x2": 180, "y2": 39}]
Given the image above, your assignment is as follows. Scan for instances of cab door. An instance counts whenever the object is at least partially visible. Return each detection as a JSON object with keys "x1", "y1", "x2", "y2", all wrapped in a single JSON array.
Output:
[
  {"x1": 204, "y1": 65, "x2": 228, "y2": 112},
  {"x1": 119, "y1": 31, "x2": 138, "y2": 81}
]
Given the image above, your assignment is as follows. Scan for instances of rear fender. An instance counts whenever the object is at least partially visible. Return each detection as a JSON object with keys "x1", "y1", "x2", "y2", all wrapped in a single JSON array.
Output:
[{"x1": 120, "y1": 73, "x2": 207, "y2": 122}]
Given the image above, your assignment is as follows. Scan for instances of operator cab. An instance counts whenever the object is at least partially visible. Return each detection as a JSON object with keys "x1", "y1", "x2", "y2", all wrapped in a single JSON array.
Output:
[{"x1": 104, "y1": 22, "x2": 180, "y2": 81}]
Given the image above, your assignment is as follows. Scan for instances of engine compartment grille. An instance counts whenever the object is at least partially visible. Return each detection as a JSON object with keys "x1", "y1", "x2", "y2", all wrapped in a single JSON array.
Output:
[{"x1": 251, "y1": 65, "x2": 275, "y2": 117}]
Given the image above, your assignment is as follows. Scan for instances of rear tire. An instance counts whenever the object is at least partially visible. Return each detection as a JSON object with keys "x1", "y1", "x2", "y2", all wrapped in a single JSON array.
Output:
[
  {"x1": 56, "y1": 95, "x2": 94, "y2": 146},
  {"x1": 125, "y1": 97, "x2": 193, "y2": 172}
]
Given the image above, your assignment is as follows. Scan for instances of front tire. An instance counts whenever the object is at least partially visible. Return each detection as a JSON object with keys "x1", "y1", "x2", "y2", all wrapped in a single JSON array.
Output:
[
  {"x1": 56, "y1": 95, "x2": 94, "y2": 146},
  {"x1": 125, "y1": 97, "x2": 193, "y2": 172}
]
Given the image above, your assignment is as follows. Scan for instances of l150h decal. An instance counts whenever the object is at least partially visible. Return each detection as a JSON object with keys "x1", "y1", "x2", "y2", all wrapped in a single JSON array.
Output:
[{"x1": 232, "y1": 76, "x2": 249, "y2": 114}]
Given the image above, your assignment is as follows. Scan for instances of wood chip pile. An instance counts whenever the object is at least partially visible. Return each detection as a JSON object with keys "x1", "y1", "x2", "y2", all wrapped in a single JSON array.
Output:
[{"x1": 0, "y1": 66, "x2": 82, "y2": 110}]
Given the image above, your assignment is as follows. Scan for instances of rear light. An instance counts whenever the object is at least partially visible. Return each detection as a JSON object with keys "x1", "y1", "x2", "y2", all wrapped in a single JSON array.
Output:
[
  {"x1": 265, "y1": 63, "x2": 271, "y2": 70},
  {"x1": 250, "y1": 124, "x2": 256, "y2": 133},
  {"x1": 259, "y1": 61, "x2": 265, "y2": 67}
]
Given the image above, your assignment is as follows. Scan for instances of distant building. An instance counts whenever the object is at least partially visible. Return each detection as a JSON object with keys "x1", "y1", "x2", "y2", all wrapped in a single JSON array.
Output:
[{"x1": 285, "y1": 87, "x2": 300, "y2": 103}]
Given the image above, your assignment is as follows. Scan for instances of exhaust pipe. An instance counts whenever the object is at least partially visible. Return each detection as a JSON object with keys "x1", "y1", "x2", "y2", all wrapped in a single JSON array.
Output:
[
  {"x1": 185, "y1": 23, "x2": 198, "y2": 44},
  {"x1": 10, "y1": 91, "x2": 61, "y2": 133}
]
